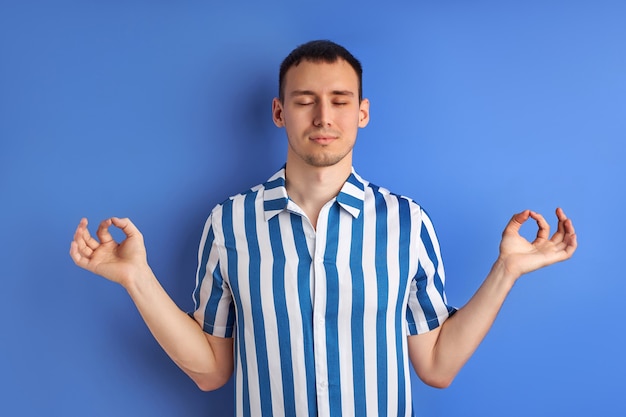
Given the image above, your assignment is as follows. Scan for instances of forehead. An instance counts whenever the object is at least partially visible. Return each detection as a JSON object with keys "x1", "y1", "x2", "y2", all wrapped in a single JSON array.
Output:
[{"x1": 283, "y1": 59, "x2": 359, "y2": 95}]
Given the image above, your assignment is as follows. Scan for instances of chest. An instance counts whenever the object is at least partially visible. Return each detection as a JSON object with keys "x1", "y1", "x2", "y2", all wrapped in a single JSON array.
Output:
[{"x1": 220, "y1": 203, "x2": 417, "y2": 322}]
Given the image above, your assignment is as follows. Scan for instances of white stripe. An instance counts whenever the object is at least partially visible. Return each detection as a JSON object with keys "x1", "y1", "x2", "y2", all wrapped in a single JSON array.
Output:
[
  {"x1": 209, "y1": 209, "x2": 234, "y2": 333},
  {"x1": 361, "y1": 188, "x2": 379, "y2": 416},
  {"x1": 337, "y1": 210, "x2": 355, "y2": 417},
  {"x1": 313, "y1": 201, "x2": 331, "y2": 417},
  {"x1": 232, "y1": 196, "x2": 262, "y2": 415}
]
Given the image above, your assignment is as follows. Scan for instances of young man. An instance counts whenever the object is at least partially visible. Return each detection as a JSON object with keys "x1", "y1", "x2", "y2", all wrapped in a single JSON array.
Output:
[{"x1": 70, "y1": 40, "x2": 577, "y2": 417}]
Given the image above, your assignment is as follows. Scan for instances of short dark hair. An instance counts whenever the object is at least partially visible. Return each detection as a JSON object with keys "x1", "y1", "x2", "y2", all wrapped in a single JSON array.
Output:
[{"x1": 278, "y1": 40, "x2": 363, "y2": 102}]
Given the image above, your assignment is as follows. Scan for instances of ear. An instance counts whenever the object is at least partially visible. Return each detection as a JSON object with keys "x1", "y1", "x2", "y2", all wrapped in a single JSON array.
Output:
[
  {"x1": 358, "y1": 98, "x2": 370, "y2": 128},
  {"x1": 272, "y1": 97, "x2": 285, "y2": 127}
]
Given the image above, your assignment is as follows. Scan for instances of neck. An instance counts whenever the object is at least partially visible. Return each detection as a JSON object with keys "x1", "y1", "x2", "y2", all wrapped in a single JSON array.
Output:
[{"x1": 285, "y1": 156, "x2": 352, "y2": 228}]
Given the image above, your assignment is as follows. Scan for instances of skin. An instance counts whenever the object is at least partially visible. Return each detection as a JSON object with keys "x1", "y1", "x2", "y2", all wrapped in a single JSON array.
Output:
[{"x1": 70, "y1": 58, "x2": 577, "y2": 391}]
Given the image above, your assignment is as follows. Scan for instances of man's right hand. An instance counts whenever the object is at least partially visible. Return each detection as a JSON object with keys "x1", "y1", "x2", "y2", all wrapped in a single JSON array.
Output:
[{"x1": 70, "y1": 217, "x2": 148, "y2": 288}]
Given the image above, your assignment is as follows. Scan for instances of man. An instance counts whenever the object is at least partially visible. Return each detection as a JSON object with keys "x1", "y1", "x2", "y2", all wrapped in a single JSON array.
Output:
[{"x1": 70, "y1": 40, "x2": 577, "y2": 417}]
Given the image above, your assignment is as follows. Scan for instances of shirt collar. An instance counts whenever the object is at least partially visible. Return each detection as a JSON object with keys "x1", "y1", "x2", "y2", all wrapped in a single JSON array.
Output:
[{"x1": 263, "y1": 167, "x2": 366, "y2": 222}]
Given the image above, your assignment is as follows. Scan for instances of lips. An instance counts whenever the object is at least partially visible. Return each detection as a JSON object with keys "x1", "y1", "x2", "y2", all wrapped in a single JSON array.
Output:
[
  {"x1": 309, "y1": 131, "x2": 339, "y2": 145},
  {"x1": 310, "y1": 136, "x2": 337, "y2": 145}
]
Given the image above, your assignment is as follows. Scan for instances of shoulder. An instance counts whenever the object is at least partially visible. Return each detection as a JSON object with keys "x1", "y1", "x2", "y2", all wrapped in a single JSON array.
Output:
[
  {"x1": 207, "y1": 168, "x2": 285, "y2": 221},
  {"x1": 355, "y1": 174, "x2": 436, "y2": 232},
  {"x1": 361, "y1": 177, "x2": 425, "y2": 212}
]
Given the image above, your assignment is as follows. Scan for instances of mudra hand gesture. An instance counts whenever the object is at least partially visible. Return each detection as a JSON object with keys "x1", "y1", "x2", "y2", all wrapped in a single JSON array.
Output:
[
  {"x1": 498, "y1": 208, "x2": 577, "y2": 279},
  {"x1": 70, "y1": 217, "x2": 148, "y2": 288}
]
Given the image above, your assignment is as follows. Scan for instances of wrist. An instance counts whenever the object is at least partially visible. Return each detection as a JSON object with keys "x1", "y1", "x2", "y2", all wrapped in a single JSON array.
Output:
[
  {"x1": 121, "y1": 262, "x2": 155, "y2": 294},
  {"x1": 491, "y1": 257, "x2": 520, "y2": 288}
]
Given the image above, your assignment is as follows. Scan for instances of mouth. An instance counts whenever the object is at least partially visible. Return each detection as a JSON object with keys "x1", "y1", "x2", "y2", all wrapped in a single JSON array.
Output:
[{"x1": 309, "y1": 132, "x2": 338, "y2": 145}]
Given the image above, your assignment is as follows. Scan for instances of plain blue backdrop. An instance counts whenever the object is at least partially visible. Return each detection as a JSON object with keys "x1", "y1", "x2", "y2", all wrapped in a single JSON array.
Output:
[{"x1": 1, "y1": 1, "x2": 624, "y2": 416}]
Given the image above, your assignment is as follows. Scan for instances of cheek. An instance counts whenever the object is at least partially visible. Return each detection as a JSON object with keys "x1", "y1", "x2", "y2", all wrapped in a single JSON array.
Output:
[
  {"x1": 339, "y1": 112, "x2": 361, "y2": 131},
  {"x1": 283, "y1": 109, "x2": 310, "y2": 127}
]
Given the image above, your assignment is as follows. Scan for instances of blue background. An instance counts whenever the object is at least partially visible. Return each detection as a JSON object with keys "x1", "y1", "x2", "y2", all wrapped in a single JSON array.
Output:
[{"x1": 1, "y1": 1, "x2": 624, "y2": 416}]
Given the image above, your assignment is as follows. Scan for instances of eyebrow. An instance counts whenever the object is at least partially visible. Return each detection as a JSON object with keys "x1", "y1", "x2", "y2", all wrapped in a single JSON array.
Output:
[{"x1": 289, "y1": 90, "x2": 355, "y2": 98}]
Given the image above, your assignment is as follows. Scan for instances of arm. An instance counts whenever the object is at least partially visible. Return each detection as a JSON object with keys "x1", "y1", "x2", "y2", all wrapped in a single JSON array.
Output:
[
  {"x1": 69, "y1": 217, "x2": 233, "y2": 391},
  {"x1": 408, "y1": 208, "x2": 577, "y2": 388}
]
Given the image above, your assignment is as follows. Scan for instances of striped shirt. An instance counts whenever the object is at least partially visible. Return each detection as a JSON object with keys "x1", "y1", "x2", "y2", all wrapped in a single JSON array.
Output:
[{"x1": 192, "y1": 167, "x2": 456, "y2": 417}]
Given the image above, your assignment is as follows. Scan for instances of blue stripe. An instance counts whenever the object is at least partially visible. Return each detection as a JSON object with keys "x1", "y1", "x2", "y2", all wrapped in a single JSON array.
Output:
[
  {"x1": 264, "y1": 197, "x2": 288, "y2": 212},
  {"x1": 290, "y1": 215, "x2": 317, "y2": 417},
  {"x1": 336, "y1": 192, "x2": 362, "y2": 210},
  {"x1": 373, "y1": 186, "x2": 389, "y2": 416},
  {"x1": 196, "y1": 223, "x2": 235, "y2": 336},
  {"x1": 324, "y1": 204, "x2": 342, "y2": 417},
  {"x1": 268, "y1": 216, "x2": 296, "y2": 416},
  {"x1": 346, "y1": 172, "x2": 364, "y2": 190},
  {"x1": 194, "y1": 222, "x2": 228, "y2": 333},
  {"x1": 349, "y1": 211, "x2": 366, "y2": 416},
  {"x1": 421, "y1": 217, "x2": 446, "y2": 298},
  {"x1": 204, "y1": 265, "x2": 226, "y2": 332},
  {"x1": 225, "y1": 300, "x2": 236, "y2": 337},
  {"x1": 265, "y1": 176, "x2": 285, "y2": 190},
  {"x1": 244, "y1": 192, "x2": 274, "y2": 417},
  {"x1": 414, "y1": 263, "x2": 438, "y2": 330},
  {"x1": 419, "y1": 220, "x2": 442, "y2": 330},
  {"x1": 221, "y1": 201, "x2": 251, "y2": 417}
]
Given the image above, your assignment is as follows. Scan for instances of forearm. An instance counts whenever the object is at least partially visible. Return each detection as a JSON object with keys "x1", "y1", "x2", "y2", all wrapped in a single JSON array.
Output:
[{"x1": 123, "y1": 265, "x2": 233, "y2": 390}]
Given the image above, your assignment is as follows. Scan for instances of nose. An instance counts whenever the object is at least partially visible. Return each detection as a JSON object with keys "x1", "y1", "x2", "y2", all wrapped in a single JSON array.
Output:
[{"x1": 313, "y1": 101, "x2": 331, "y2": 127}]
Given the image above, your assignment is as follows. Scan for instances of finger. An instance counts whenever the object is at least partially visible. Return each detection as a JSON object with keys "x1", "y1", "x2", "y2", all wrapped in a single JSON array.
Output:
[
  {"x1": 564, "y1": 225, "x2": 578, "y2": 256},
  {"x1": 69, "y1": 241, "x2": 89, "y2": 268},
  {"x1": 110, "y1": 217, "x2": 143, "y2": 240},
  {"x1": 96, "y1": 218, "x2": 115, "y2": 244},
  {"x1": 76, "y1": 219, "x2": 100, "y2": 251},
  {"x1": 72, "y1": 218, "x2": 88, "y2": 242},
  {"x1": 562, "y1": 218, "x2": 577, "y2": 246},
  {"x1": 553, "y1": 224, "x2": 578, "y2": 257},
  {"x1": 72, "y1": 218, "x2": 95, "y2": 255},
  {"x1": 551, "y1": 207, "x2": 568, "y2": 242},
  {"x1": 563, "y1": 216, "x2": 576, "y2": 236},
  {"x1": 75, "y1": 238, "x2": 94, "y2": 258},
  {"x1": 503, "y1": 209, "x2": 531, "y2": 235},
  {"x1": 529, "y1": 210, "x2": 550, "y2": 241}
]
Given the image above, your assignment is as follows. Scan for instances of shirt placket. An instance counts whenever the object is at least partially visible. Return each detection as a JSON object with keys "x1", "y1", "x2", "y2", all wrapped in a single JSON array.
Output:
[{"x1": 310, "y1": 201, "x2": 332, "y2": 417}]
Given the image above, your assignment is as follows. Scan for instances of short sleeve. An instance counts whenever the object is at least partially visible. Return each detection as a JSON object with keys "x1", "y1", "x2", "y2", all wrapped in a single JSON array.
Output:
[
  {"x1": 405, "y1": 208, "x2": 457, "y2": 335},
  {"x1": 191, "y1": 211, "x2": 236, "y2": 338}
]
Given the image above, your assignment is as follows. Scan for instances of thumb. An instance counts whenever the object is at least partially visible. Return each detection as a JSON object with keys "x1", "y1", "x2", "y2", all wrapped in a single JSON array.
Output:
[
  {"x1": 503, "y1": 209, "x2": 530, "y2": 236},
  {"x1": 110, "y1": 217, "x2": 143, "y2": 240}
]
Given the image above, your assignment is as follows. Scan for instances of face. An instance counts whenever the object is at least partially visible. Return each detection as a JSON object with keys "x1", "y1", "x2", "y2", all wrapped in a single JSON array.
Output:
[{"x1": 272, "y1": 59, "x2": 370, "y2": 169}]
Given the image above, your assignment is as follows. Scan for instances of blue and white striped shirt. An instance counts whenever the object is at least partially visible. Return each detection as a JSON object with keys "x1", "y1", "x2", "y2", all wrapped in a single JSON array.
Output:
[{"x1": 193, "y1": 167, "x2": 456, "y2": 417}]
